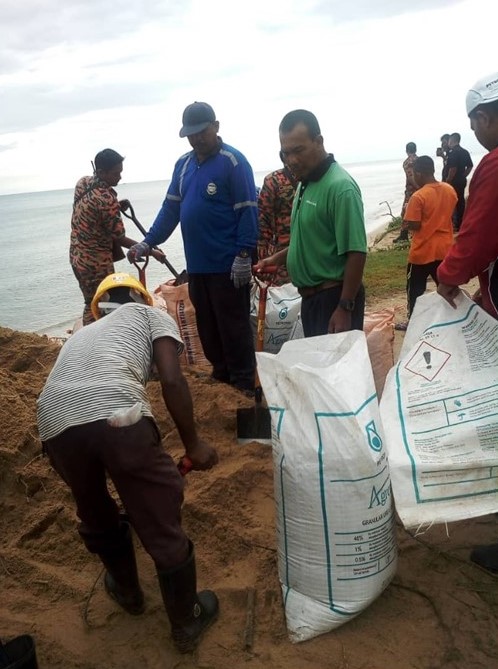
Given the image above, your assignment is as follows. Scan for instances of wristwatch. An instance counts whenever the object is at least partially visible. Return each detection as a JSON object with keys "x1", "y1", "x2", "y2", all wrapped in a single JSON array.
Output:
[
  {"x1": 238, "y1": 249, "x2": 250, "y2": 258},
  {"x1": 338, "y1": 298, "x2": 355, "y2": 312}
]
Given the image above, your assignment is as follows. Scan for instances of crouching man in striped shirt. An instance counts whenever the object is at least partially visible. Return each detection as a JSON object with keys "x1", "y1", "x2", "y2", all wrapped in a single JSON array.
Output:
[{"x1": 37, "y1": 272, "x2": 219, "y2": 654}]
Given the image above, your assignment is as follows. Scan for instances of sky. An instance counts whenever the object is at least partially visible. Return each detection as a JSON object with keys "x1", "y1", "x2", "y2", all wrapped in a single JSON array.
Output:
[{"x1": 0, "y1": 0, "x2": 496, "y2": 195}]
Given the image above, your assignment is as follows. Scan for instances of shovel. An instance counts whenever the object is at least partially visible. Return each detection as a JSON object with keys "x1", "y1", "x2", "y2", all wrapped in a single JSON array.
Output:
[
  {"x1": 132, "y1": 254, "x2": 149, "y2": 289},
  {"x1": 122, "y1": 203, "x2": 188, "y2": 286},
  {"x1": 236, "y1": 276, "x2": 272, "y2": 445}
]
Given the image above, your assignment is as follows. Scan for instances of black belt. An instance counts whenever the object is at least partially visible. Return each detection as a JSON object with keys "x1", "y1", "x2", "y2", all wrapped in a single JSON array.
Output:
[{"x1": 298, "y1": 280, "x2": 342, "y2": 299}]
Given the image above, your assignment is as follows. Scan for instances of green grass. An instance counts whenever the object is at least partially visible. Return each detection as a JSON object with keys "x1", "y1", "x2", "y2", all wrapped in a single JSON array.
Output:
[{"x1": 364, "y1": 247, "x2": 408, "y2": 301}]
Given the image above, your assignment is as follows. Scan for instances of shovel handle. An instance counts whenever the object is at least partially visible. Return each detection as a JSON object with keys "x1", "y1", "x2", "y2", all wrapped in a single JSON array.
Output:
[
  {"x1": 132, "y1": 253, "x2": 149, "y2": 289},
  {"x1": 158, "y1": 254, "x2": 181, "y2": 280},
  {"x1": 122, "y1": 203, "x2": 146, "y2": 234},
  {"x1": 253, "y1": 282, "x2": 268, "y2": 405},
  {"x1": 122, "y1": 204, "x2": 181, "y2": 279},
  {"x1": 256, "y1": 283, "x2": 268, "y2": 354}
]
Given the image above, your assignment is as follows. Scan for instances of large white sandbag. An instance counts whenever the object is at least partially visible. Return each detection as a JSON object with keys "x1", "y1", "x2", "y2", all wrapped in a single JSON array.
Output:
[
  {"x1": 287, "y1": 309, "x2": 395, "y2": 398},
  {"x1": 380, "y1": 292, "x2": 498, "y2": 529},
  {"x1": 257, "y1": 331, "x2": 397, "y2": 643}
]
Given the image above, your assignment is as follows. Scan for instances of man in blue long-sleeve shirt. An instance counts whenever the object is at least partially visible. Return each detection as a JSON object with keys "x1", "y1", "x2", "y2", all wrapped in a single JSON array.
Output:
[{"x1": 128, "y1": 102, "x2": 258, "y2": 392}]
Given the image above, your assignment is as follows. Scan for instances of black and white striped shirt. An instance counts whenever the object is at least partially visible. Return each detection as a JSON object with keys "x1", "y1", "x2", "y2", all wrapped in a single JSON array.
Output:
[{"x1": 37, "y1": 303, "x2": 183, "y2": 441}]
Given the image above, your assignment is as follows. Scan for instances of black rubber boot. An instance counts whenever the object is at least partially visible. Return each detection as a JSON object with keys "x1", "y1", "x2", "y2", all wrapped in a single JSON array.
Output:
[
  {"x1": 157, "y1": 542, "x2": 219, "y2": 653},
  {"x1": 470, "y1": 543, "x2": 498, "y2": 575},
  {"x1": 98, "y1": 522, "x2": 145, "y2": 615}
]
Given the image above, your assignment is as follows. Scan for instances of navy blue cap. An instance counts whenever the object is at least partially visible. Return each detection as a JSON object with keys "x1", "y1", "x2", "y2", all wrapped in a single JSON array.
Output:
[{"x1": 179, "y1": 102, "x2": 216, "y2": 138}]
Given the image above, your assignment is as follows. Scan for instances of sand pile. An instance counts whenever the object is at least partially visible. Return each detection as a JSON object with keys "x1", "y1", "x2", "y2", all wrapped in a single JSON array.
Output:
[{"x1": 0, "y1": 326, "x2": 497, "y2": 669}]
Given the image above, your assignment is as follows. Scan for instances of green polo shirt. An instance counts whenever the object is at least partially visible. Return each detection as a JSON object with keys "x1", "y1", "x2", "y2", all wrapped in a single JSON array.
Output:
[{"x1": 287, "y1": 162, "x2": 366, "y2": 288}]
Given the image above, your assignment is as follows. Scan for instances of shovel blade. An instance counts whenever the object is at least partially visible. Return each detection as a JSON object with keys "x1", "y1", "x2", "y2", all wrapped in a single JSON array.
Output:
[
  {"x1": 174, "y1": 270, "x2": 189, "y2": 286},
  {"x1": 236, "y1": 405, "x2": 272, "y2": 445}
]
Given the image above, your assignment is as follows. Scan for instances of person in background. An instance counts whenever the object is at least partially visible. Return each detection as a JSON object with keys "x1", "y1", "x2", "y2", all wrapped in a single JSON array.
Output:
[
  {"x1": 257, "y1": 151, "x2": 298, "y2": 285},
  {"x1": 69, "y1": 149, "x2": 164, "y2": 326},
  {"x1": 394, "y1": 142, "x2": 418, "y2": 244},
  {"x1": 395, "y1": 156, "x2": 457, "y2": 330},
  {"x1": 254, "y1": 109, "x2": 367, "y2": 337},
  {"x1": 128, "y1": 102, "x2": 259, "y2": 394},
  {"x1": 436, "y1": 133, "x2": 451, "y2": 181},
  {"x1": 444, "y1": 132, "x2": 474, "y2": 231},
  {"x1": 437, "y1": 71, "x2": 498, "y2": 575},
  {"x1": 37, "y1": 273, "x2": 219, "y2": 653}
]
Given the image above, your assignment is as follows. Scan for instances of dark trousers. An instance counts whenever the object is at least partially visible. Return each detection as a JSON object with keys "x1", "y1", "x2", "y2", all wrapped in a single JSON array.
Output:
[
  {"x1": 44, "y1": 418, "x2": 189, "y2": 571},
  {"x1": 406, "y1": 261, "x2": 441, "y2": 318},
  {"x1": 188, "y1": 273, "x2": 255, "y2": 390},
  {"x1": 452, "y1": 181, "x2": 466, "y2": 231},
  {"x1": 301, "y1": 284, "x2": 365, "y2": 337}
]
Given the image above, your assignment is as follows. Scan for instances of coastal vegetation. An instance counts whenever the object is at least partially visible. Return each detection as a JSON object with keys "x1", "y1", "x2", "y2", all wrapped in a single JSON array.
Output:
[{"x1": 365, "y1": 236, "x2": 407, "y2": 302}]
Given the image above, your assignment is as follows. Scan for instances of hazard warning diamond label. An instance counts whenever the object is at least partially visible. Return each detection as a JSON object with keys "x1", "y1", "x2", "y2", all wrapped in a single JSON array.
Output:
[{"x1": 404, "y1": 341, "x2": 451, "y2": 382}]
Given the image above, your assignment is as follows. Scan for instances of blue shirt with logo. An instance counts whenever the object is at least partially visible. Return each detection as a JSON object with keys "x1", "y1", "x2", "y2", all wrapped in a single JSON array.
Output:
[{"x1": 145, "y1": 142, "x2": 258, "y2": 273}]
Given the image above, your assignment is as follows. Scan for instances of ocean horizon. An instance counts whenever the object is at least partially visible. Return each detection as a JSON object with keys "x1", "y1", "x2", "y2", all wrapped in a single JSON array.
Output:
[
  {"x1": 0, "y1": 158, "x2": 426, "y2": 337},
  {"x1": 0, "y1": 156, "x2": 405, "y2": 199}
]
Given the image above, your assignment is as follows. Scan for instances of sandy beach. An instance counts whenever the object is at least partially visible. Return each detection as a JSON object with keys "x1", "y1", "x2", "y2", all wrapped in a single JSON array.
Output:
[{"x1": 1, "y1": 252, "x2": 497, "y2": 669}]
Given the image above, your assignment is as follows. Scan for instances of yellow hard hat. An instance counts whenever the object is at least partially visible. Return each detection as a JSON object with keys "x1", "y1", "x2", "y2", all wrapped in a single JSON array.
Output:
[{"x1": 91, "y1": 272, "x2": 153, "y2": 320}]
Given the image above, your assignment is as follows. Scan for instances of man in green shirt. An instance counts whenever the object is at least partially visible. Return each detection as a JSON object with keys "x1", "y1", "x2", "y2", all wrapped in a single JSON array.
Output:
[{"x1": 254, "y1": 109, "x2": 367, "y2": 336}]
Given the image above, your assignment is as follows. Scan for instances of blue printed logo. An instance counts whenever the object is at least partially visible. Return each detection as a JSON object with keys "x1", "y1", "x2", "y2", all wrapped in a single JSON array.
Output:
[
  {"x1": 365, "y1": 420, "x2": 382, "y2": 452},
  {"x1": 279, "y1": 307, "x2": 288, "y2": 320}
]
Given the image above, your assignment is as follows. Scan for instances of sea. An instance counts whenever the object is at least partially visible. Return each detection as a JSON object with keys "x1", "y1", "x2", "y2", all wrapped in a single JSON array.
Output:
[{"x1": 0, "y1": 160, "x2": 407, "y2": 337}]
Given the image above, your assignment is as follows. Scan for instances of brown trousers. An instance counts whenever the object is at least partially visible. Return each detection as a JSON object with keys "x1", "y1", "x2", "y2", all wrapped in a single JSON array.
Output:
[{"x1": 44, "y1": 417, "x2": 189, "y2": 570}]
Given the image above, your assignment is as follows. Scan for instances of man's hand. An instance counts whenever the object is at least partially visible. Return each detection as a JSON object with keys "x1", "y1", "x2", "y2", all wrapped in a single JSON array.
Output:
[
  {"x1": 119, "y1": 199, "x2": 131, "y2": 212},
  {"x1": 185, "y1": 439, "x2": 219, "y2": 471},
  {"x1": 253, "y1": 257, "x2": 280, "y2": 281},
  {"x1": 127, "y1": 241, "x2": 150, "y2": 263},
  {"x1": 231, "y1": 255, "x2": 252, "y2": 288},
  {"x1": 151, "y1": 248, "x2": 166, "y2": 263},
  {"x1": 253, "y1": 247, "x2": 288, "y2": 276},
  {"x1": 253, "y1": 257, "x2": 274, "y2": 275},
  {"x1": 328, "y1": 307, "x2": 352, "y2": 334},
  {"x1": 437, "y1": 282, "x2": 460, "y2": 308}
]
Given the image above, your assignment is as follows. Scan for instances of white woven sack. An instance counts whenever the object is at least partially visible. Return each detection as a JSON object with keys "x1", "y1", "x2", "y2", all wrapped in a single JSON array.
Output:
[
  {"x1": 257, "y1": 331, "x2": 397, "y2": 642},
  {"x1": 380, "y1": 291, "x2": 498, "y2": 528},
  {"x1": 250, "y1": 282, "x2": 301, "y2": 353}
]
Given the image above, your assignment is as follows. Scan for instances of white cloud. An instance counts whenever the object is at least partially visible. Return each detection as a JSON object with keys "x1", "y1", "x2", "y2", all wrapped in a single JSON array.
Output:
[{"x1": 0, "y1": 0, "x2": 494, "y2": 194}]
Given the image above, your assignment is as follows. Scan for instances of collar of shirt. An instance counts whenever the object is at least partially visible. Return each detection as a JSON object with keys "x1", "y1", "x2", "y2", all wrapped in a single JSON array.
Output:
[
  {"x1": 193, "y1": 136, "x2": 223, "y2": 164},
  {"x1": 302, "y1": 153, "x2": 336, "y2": 185},
  {"x1": 91, "y1": 175, "x2": 116, "y2": 194}
]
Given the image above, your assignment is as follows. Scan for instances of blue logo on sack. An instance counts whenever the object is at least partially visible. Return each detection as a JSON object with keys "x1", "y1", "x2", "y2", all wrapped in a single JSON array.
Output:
[
  {"x1": 279, "y1": 307, "x2": 288, "y2": 320},
  {"x1": 365, "y1": 420, "x2": 382, "y2": 451}
]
